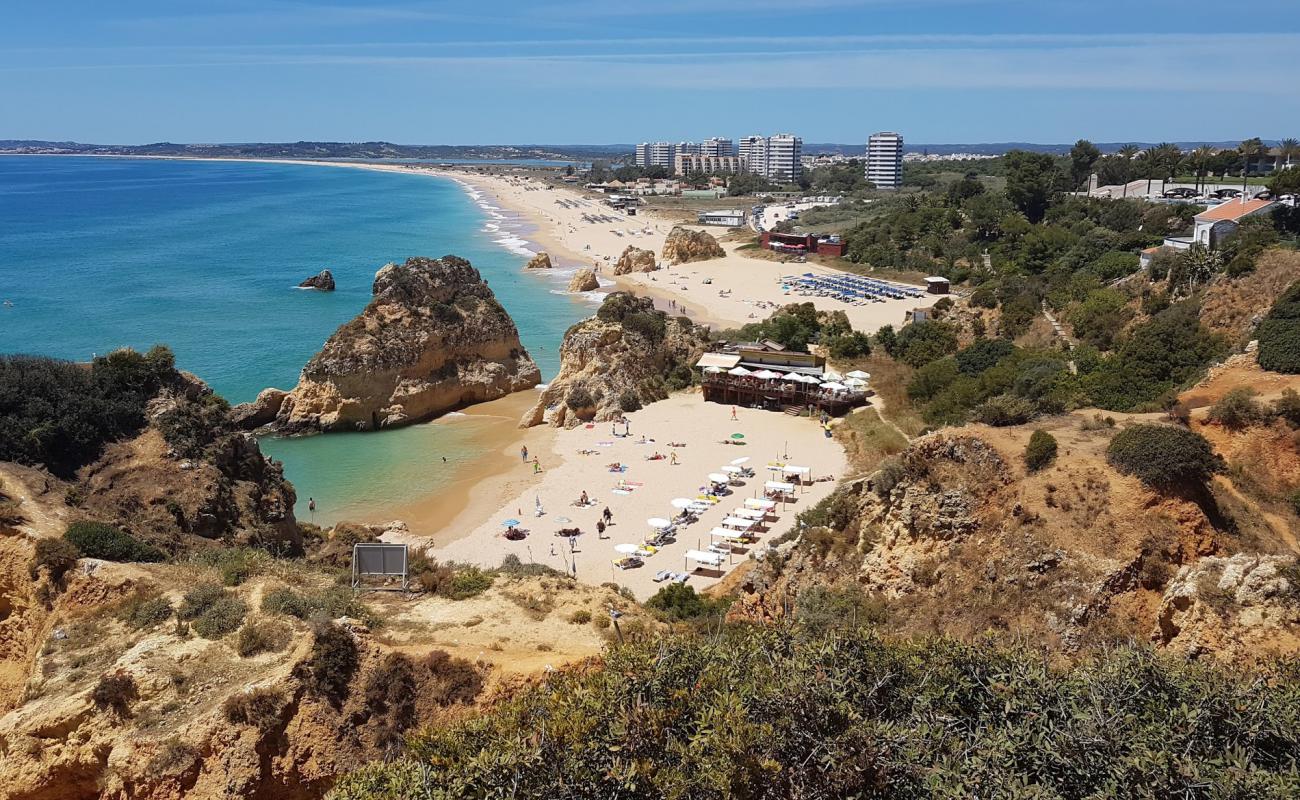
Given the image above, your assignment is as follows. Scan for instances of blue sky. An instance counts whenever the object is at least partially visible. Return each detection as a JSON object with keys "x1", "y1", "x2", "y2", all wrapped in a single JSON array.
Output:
[{"x1": 3, "y1": 0, "x2": 1298, "y2": 145}]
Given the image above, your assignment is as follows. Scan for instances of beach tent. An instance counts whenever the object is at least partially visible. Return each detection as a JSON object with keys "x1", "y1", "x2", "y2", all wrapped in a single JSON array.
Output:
[
  {"x1": 744, "y1": 498, "x2": 777, "y2": 511},
  {"x1": 781, "y1": 465, "x2": 810, "y2": 476},
  {"x1": 685, "y1": 549, "x2": 725, "y2": 568},
  {"x1": 727, "y1": 366, "x2": 752, "y2": 377},
  {"x1": 732, "y1": 508, "x2": 765, "y2": 520}
]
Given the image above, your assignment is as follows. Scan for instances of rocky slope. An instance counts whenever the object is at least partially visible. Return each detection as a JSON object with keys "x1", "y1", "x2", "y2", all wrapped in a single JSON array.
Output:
[
  {"x1": 246, "y1": 256, "x2": 541, "y2": 433},
  {"x1": 521, "y1": 293, "x2": 709, "y2": 428},
  {"x1": 611, "y1": 246, "x2": 656, "y2": 275},
  {"x1": 661, "y1": 226, "x2": 725, "y2": 265},
  {"x1": 567, "y1": 268, "x2": 599, "y2": 293},
  {"x1": 734, "y1": 400, "x2": 1300, "y2": 660}
]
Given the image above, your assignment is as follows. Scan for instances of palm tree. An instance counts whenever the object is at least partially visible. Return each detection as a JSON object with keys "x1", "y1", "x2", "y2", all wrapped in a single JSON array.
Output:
[
  {"x1": 1239, "y1": 138, "x2": 1266, "y2": 197},
  {"x1": 1138, "y1": 147, "x2": 1162, "y2": 196},
  {"x1": 1117, "y1": 144, "x2": 1140, "y2": 196},
  {"x1": 1151, "y1": 143, "x2": 1182, "y2": 192},
  {"x1": 1278, "y1": 138, "x2": 1300, "y2": 171},
  {"x1": 1190, "y1": 146, "x2": 1216, "y2": 194}
]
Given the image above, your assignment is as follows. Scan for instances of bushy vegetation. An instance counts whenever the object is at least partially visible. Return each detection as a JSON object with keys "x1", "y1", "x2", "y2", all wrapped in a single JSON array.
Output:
[
  {"x1": 1024, "y1": 430, "x2": 1058, "y2": 472},
  {"x1": 365, "y1": 653, "x2": 418, "y2": 753},
  {"x1": 235, "y1": 619, "x2": 291, "y2": 657},
  {"x1": 223, "y1": 686, "x2": 286, "y2": 732},
  {"x1": 29, "y1": 537, "x2": 80, "y2": 582},
  {"x1": 644, "y1": 583, "x2": 731, "y2": 623},
  {"x1": 63, "y1": 520, "x2": 165, "y2": 563},
  {"x1": 177, "y1": 581, "x2": 247, "y2": 639},
  {"x1": 422, "y1": 649, "x2": 485, "y2": 706},
  {"x1": 1107, "y1": 423, "x2": 1225, "y2": 491},
  {"x1": 155, "y1": 392, "x2": 232, "y2": 459},
  {"x1": 1207, "y1": 388, "x2": 1271, "y2": 429},
  {"x1": 260, "y1": 584, "x2": 377, "y2": 626},
  {"x1": 305, "y1": 621, "x2": 359, "y2": 707},
  {"x1": 409, "y1": 555, "x2": 495, "y2": 600},
  {"x1": 331, "y1": 626, "x2": 1300, "y2": 799},
  {"x1": 718, "y1": 303, "x2": 871, "y2": 359},
  {"x1": 120, "y1": 593, "x2": 174, "y2": 630},
  {"x1": 0, "y1": 346, "x2": 180, "y2": 477},
  {"x1": 92, "y1": 671, "x2": 139, "y2": 716},
  {"x1": 1257, "y1": 280, "x2": 1300, "y2": 374}
]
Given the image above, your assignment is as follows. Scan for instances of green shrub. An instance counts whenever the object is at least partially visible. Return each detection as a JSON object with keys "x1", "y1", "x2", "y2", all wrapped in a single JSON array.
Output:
[
  {"x1": 189, "y1": 547, "x2": 272, "y2": 586},
  {"x1": 907, "y1": 358, "x2": 959, "y2": 402},
  {"x1": 364, "y1": 653, "x2": 417, "y2": 734},
  {"x1": 1206, "y1": 388, "x2": 1271, "y2": 429},
  {"x1": 1255, "y1": 280, "x2": 1300, "y2": 374},
  {"x1": 192, "y1": 597, "x2": 248, "y2": 639},
  {"x1": 895, "y1": 321, "x2": 959, "y2": 367},
  {"x1": 423, "y1": 649, "x2": 484, "y2": 706},
  {"x1": 235, "y1": 619, "x2": 291, "y2": 657},
  {"x1": 826, "y1": 332, "x2": 872, "y2": 359},
  {"x1": 1107, "y1": 423, "x2": 1225, "y2": 490},
  {"x1": 645, "y1": 583, "x2": 731, "y2": 622},
  {"x1": 617, "y1": 391, "x2": 642, "y2": 413},
  {"x1": 92, "y1": 671, "x2": 138, "y2": 715},
  {"x1": 1274, "y1": 388, "x2": 1300, "y2": 428},
  {"x1": 1024, "y1": 430, "x2": 1058, "y2": 472},
  {"x1": 30, "y1": 537, "x2": 80, "y2": 582},
  {"x1": 64, "y1": 521, "x2": 164, "y2": 563},
  {"x1": 306, "y1": 622, "x2": 359, "y2": 706},
  {"x1": 795, "y1": 584, "x2": 886, "y2": 633},
  {"x1": 971, "y1": 394, "x2": 1037, "y2": 426},
  {"x1": 955, "y1": 338, "x2": 1016, "y2": 376},
  {"x1": 178, "y1": 582, "x2": 225, "y2": 620},
  {"x1": 260, "y1": 585, "x2": 376, "y2": 625},
  {"x1": 622, "y1": 311, "x2": 667, "y2": 343},
  {"x1": 155, "y1": 394, "x2": 231, "y2": 459},
  {"x1": 565, "y1": 385, "x2": 595, "y2": 410},
  {"x1": 223, "y1": 686, "x2": 286, "y2": 732},
  {"x1": 122, "y1": 595, "x2": 174, "y2": 630},
  {"x1": 569, "y1": 609, "x2": 593, "y2": 625},
  {"x1": 447, "y1": 567, "x2": 493, "y2": 600}
]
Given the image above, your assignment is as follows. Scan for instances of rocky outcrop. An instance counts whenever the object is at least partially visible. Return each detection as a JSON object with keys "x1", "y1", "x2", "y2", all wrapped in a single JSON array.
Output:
[
  {"x1": 612, "y1": 246, "x2": 657, "y2": 275},
  {"x1": 298, "y1": 269, "x2": 335, "y2": 291},
  {"x1": 525, "y1": 252, "x2": 552, "y2": 270},
  {"x1": 521, "y1": 293, "x2": 708, "y2": 428},
  {"x1": 1153, "y1": 554, "x2": 1300, "y2": 659},
  {"x1": 661, "y1": 226, "x2": 725, "y2": 265},
  {"x1": 567, "y1": 269, "x2": 600, "y2": 293},
  {"x1": 268, "y1": 256, "x2": 540, "y2": 433},
  {"x1": 230, "y1": 387, "x2": 288, "y2": 429}
]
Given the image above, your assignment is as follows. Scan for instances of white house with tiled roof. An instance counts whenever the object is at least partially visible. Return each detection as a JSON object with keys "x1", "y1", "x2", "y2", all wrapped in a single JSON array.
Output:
[{"x1": 1192, "y1": 197, "x2": 1278, "y2": 248}]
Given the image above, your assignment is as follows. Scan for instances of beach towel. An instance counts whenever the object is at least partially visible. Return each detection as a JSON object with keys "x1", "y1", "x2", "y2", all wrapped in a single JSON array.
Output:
[{"x1": 611, "y1": 489, "x2": 632, "y2": 496}]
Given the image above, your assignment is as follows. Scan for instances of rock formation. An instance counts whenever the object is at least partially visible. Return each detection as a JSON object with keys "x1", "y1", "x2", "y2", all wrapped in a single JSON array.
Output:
[
  {"x1": 661, "y1": 226, "x2": 725, "y2": 265},
  {"x1": 261, "y1": 256, "x2": 540, "y2": 433},
  {"x1": 525, "y1": 252, "x2": 552, "y2": 270},
  {"x1": 230, "y1": 387, "x2": 288, "y2": 429},
  {"x1": 612, "y1": 246, "x2": 657, "y2": 275},
  {"x1": 567, "y1": 268, "x2": 600, "y2": 293},
  {"x1": 298, "y1": 269, "x2": 336, "y2": 291},
  {"x1": 521, "y1": 293, "x2": 709, "y2": 428}
]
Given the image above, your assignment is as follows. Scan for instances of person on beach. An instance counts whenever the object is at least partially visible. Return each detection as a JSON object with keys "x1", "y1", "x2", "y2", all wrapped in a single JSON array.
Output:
[
  {"x1": 533, "y1": 456, "x2": 542, "y2": 474},
  {"x1": 670, "y1": 451, "x2": 679, "y2": 465},
  {"x1": 550, "y1": 543, "x2": 556, "y2": 556},
  {"x1": 730, "y1": 406, "x2": 737, "y2": 420},
  {"x1": 596, "y1": 520, "x2": 606, "y2": 538},
  {"x1": 580, "y1": 490, "x2": 589, "y2": 505},
  {"x1": 521, "y1": 445, "x2": 528, "y2": 462},
  {"x1": 603, "y1": 507, "x2": 613, "y2": 524}
]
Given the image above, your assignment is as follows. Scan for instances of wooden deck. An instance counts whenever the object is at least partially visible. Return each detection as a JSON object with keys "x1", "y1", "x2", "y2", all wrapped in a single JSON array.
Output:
[{"x1": 701, "y1": 375, "x2": 867, "y2": 416}]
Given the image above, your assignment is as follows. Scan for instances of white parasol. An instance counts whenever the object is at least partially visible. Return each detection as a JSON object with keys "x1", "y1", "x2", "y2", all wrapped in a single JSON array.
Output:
[
  {"x1": 707, "y1": 472, "x2": 730, "y2": 483},
  {"x1": 647, "y1": 518, "x2": 672, "y2": 529},
  {"x1": 727, "y1": 366, "x2": 752, "y2": 376},
  {"x1": 823, "y1": 369, "x2": 843, "y2": 381},
  {"x1": 844, "y1": 377, "x2": 867, "y2": 388},
  {"x1": 730, "y1": 456, "x2": 751, "y2": 465},
  {"x1": 752, "y1": 369, "x2": 782, "y2": 380},
  {"x1": 614, "y1": 543, "x2": 640, "y2": 554},
  {"x1": 703, "y1": 365, "x2": 723, "y2": 373},
  {"x1": 781, "y1": 371, "x2": 804, "y2": 380},
  {"x1": 821, "y1": 381, "x2": 847, "y2": 391},
  {"x1": 721, "y1": 465, "x2": 743, "y2": 474},
  {"x1": 670, "y1": 497, "x2": 694, "y2": 509},
  {"x1": 846, "y1": 370, "x2": 870, "y2": 379}
]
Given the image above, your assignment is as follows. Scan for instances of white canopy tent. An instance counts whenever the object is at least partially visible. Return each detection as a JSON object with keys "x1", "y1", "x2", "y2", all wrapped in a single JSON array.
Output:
[
  {"x1": 721, "y1": 516, "x2": 755, "y2": 530},
  {"x1": 744, "y1": 498, "x2": 777, "y2": 511},
  {"x1": 781, "y1": 465, "x2": 810, "y2": 476},
  {"x1": 732, "y1": 508, "x2": 765, "y2": 520},
  {"x1": 703, "y1": 366, "x2": 723, "y2": 374},
  {"x1": 685, "y1": 549, "x2": 725, "y2": 568},
  {"x1": 765, "y1": 480, "x2": 796, "y2": 493}
]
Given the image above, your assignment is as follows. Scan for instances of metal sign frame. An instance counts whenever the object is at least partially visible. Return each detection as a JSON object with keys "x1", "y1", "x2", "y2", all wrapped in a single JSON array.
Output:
[{"x1": 351, "y1": 542, "x2": 410, "y2": 593}]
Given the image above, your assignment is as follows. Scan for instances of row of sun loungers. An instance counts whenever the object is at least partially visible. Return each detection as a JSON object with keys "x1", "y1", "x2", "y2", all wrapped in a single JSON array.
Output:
[{"x1": 783, "y1": 273, "x2": 925, "y2": 303}]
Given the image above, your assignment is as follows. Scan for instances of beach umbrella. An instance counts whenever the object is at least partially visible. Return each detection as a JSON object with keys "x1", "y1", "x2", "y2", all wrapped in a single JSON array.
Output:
[
  {"x1": 670, "y1": 498, "x2": 694, "y2": 509},
  {"x1": 823, "y1": 369, "x2": 843, "y2": 381},
  {"x1": 501, "y1": 518, "x2": 521, "y2": 527},
  {"x1": 727, "y1": 366, "x2": 752, "y2": 376},
  {"x1": 846, "y1": 370, "x2": 870, "y2": 380},
  {"x1": 730, "y1": 433, "x2": 745, "y2": 439},
  {"x1": 798, "y1": 374, "x2": 821, "y2": 384},
  {"x1": 752, "y1": 369, "x2": 782, "y2": 380},
  {"x1": 781, "y1": 371, "x2": 803, "y2": 380},
  {"x1": 730, "y1": 457, "x2": 750, "y2": 465},
  {"x1": 721, "y1": 465, "x2": 743, "y2": 474},
  {"x1": 707, "y1": 472, "x2": 730, "y2": 483},
  {"x1": 555, "y1": 516, "x2": 572, "y2": 524},
  {"x1": 844, "y1": 377, "x2": 867, "y2": 388},
  {"x1": 822, "y1": 381, "x2": 847, "y2": 391},
  {"x1": 647, "y1": 518, "x2": 672, "y2": 529},
  {"x1": 614, "y1": 543, "x2": 640, "y2": 554}
]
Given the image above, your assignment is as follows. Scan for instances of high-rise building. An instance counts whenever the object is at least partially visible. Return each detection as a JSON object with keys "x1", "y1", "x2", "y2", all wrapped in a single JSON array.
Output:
[
  {"x1": 677, "y1": 141, "x2": 701, "y2": 157},
  {"x1": 866, "y1": 132, "x2": 904, "y2": 189},
  {"x1": 635, "y1": 141, "x2": 679, "y2": 169},
  {"x1": 701, "y1": 137, "x2": 735, "y2": 158},
  {"x1": 739, "y1": 134, "x2": 802, "y2": 182}
]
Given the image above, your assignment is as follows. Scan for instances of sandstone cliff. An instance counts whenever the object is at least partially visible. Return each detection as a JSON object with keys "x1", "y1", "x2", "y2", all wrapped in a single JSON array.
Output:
[
  {"x1": 611, "y1": 246, "x2": 656, "y2": 275},
  {"x1": 567, "y1": 268, "x2": 599, "y2": 293},
  {"x1": 255, "y1": 256, "x2": 541, "y2": 433},
  {"x1": 661, "y1": 226, "x2": 725, "y2": 265},
  {"x1": 525, "y1": 252, "x2": 552, "y2": 270},
  {"x1": 521, "y1": 293, "x2": 708, "y2": 428}
]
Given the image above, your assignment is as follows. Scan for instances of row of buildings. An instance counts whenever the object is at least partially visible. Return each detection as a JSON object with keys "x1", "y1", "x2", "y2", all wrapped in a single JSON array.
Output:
[{"x1": 634, "y1": 132, "x2": 905, "y2": 189}]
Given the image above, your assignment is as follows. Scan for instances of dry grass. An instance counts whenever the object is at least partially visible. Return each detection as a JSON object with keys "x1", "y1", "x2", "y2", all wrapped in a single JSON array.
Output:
[
  {"x1": 834, "y1": 407, "x2": 909, "y2": 476},
  {"x1": 845, "y1": 353, "x2": 927, "y2": 438}
]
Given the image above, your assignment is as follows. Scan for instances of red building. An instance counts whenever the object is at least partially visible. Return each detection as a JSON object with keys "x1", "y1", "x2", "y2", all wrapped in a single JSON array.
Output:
[{"x1": 759, "y1": 231, "x2": 846, "y2": 258}]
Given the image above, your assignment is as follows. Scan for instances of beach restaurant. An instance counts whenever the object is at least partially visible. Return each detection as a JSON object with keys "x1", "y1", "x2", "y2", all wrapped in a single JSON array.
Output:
[{"x1": 695, "y1": 344, "x2": 868, "y2": 415}]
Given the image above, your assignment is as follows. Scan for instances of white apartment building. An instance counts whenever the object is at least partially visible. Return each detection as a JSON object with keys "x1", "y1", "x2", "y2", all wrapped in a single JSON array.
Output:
[
  {"x1": 701, "y1": 137, "x2": 735, "y2": 157},
  {"x1": 635, "y1": 141, "x2": 679, "y2": 169},
  {"x1": 866, "y1": 132, "x2": 904, "y2": 189},
  {"x1": 674, "y1": 153, "x2": 747, "y2": 176},
  {"x1": 740, "y1": 134, "x2": 802, "y2": 182}
]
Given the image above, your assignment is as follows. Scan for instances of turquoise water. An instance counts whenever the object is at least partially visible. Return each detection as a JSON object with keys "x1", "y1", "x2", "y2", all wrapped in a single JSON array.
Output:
[{"x1": 0, "y1": 156, "x2": 592, "y2": 524}]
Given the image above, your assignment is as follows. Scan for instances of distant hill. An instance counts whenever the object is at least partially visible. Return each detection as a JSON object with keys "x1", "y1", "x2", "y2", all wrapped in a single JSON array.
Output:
[{"x1": 0, "y1": 139, "x2": 623, "y2": 162}]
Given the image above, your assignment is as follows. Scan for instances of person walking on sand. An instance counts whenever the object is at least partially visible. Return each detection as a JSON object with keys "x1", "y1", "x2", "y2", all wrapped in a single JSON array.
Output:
[
  {"x1": 550, "y1": 543, "x2": 556, "y2": 556},
  {"x1": 596, "y1": 519, "x2": 606, "y2": 538},
  {"x1": 603, "y1": 506, "x2": 613, "y2": 524},
  {"x1": 730, "y1": 406, "x2": 737, "y2": 421},
  {"x1": 670, "y1": 451, "x2": 678, "y2": 465},
  {"x1": 533, "y1": 456, "x2": 542, "y2": 474},
  {"x1": 521, "y1": 445, "x2": 528, "y2": 462}
]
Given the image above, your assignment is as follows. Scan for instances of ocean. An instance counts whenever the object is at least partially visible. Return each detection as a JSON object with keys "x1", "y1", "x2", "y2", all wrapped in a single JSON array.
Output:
[{"x1": 0, "y1": 156, "x2": 595, "y2": 524}]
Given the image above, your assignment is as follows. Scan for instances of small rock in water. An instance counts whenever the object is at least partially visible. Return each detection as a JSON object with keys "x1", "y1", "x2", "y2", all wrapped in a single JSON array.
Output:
[{"x1": 299, "y1": 269, "x2": 336, "y2": 291}]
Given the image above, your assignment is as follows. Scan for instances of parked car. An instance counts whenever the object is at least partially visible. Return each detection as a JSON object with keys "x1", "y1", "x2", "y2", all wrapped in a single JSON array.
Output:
[
  {"x1": 1210, "y1": 188, "x2": 1242, "y2": 200},
  {"x1": 1163, "y1": 187, "x2": 1197, "y2": 199}
]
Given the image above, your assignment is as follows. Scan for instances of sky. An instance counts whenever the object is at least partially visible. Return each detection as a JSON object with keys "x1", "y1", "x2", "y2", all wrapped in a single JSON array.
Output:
[{"x1": 3, "y1": 0, "x2": 1298, "y2": 146}]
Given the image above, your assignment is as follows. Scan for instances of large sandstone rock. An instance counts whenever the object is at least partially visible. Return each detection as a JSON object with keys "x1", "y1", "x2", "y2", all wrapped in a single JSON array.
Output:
[
  {"x1": 230, "y1": 387, "x2": 288, "y2": 429},
  {"x1": 1153, "y1": 553, "x2": 1300, "y2": 658},
  {"x1": 521, "y1": 293, "x2": 708, "y2": 428},
  {"x1": 661, "y1": 226, "x2": 725, "y2": 265},
  {"x1": 273, "y1": 255, "x2": 540, "y2": 433},
  {"x1": 298, "y1": 269, "x2": 335, "y2": 290},
  {"x1": 612, "y1": 246, "x2": 657, "y2": 275},
  {"x1": 525, "y1": 252, "x2": 552, "y2": 270},
  {"x1": 568, "y1": 268, "x2": 600, "y2": 293}
]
